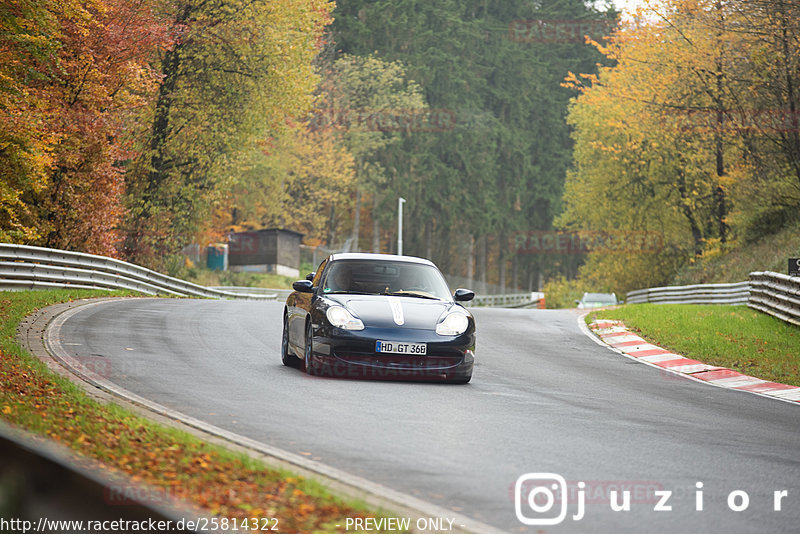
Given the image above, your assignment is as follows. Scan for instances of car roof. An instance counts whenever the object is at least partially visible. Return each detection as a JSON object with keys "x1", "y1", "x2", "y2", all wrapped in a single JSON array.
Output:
[{"x1": 328, "y1": 253, "x2": 436, "y2": 267}]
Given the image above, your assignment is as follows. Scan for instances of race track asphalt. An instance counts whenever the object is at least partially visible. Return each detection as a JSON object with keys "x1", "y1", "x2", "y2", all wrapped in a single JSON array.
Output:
[{"x1": 55, "y1": 298, "x2": 800, "y2": 533}]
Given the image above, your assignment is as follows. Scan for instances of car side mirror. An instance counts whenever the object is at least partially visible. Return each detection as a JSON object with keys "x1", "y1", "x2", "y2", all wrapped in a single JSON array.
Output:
[
  {"x1": 454, "y1": 288, "x2": 475, "y2": 302},
  {"x1": 306, "y1": 272, "x2": 316, "y2": 281},
  {"x1": 293, "y1": 280, "x2": 314, "y2": 293},
  {"x1": 575, "y1": 300, "x2": 581, "y2": 305}
]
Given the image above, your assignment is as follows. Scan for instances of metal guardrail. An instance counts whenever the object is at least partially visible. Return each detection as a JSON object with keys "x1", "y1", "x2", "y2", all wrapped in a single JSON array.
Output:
[
  {"x1": 0, "y1": 244, "x2": 275, "y2": 300},
  {"x1": 208, "y1": 286, "x2": 288, "y2": 300},
  {"x1": 748, "y1": 271, "x2": 800, "y2": 327},
  {"x1": 0, "y1": 421, "x2": 204, "y2": 532},
  {"x1": 0, "y1": 243, "x2": 540, "y2": 308},
  {"x1": 625, "y1": 272, "x2": 800, "y2": 327},
  {"x1": 625, "y1": 281, "x2": 750, "y2": 305},
  {"x1": 238, "y1": 288, "x2": 539, "y2": 308},
  {"x1": 463, "y1": 292, "x2": 542, "y2": 308}
]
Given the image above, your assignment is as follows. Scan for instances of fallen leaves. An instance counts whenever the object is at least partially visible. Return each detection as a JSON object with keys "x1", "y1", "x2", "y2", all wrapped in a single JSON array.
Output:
[{"x1": 0, "y1": 290, "x2": 400, "y2": 532}]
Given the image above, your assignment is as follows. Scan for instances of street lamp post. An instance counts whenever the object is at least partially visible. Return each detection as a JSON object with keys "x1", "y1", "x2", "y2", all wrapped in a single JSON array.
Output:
[{"x1": 397, "y1": 197, "x2": 406, "y2": 256}]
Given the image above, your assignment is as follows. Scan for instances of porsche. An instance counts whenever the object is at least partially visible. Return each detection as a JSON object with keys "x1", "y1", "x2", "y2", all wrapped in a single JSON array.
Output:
[{"x1": 281, "y1": 253, "x2": 475, "y2": 383}]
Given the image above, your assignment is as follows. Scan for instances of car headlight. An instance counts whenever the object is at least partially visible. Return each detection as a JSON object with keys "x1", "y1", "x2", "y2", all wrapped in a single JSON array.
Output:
[
  {"x1": 326, "y1": 306, "x2": 365, "y2": 330},
  {"x1": 436, "y1": 311, "x2": 469, "y2": 336}
]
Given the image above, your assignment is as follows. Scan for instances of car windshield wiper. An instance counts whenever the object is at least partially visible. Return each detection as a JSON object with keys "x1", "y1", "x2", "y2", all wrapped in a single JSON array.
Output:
[
  {"x1": 382, "y1": 290, "x2": 441, "y2": 300},
  {"x1": 325, "y1": 290, "x2": 376, "y2": 295}
]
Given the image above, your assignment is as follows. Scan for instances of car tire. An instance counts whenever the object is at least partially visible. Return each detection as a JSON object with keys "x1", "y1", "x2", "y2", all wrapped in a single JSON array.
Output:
[
  {"x1": 281, "y1": 313, "x2": 300, "y2": 368},
  {"x1": 303, "y1": 320, "x2": 317, "y2": 375}
]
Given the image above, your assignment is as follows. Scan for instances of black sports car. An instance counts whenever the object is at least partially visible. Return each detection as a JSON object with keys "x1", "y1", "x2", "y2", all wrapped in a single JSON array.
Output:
[{"x1": 281, "y1": 253, "x2": 476, "y2": 383}]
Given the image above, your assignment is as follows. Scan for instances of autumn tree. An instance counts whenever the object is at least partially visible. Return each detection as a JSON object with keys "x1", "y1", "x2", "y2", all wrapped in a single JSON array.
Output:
[
  {"x1": 559, "y1": 0, "x2": 800, "y2": 292},
  {"x1": 123, "y1": 0, "x2": 333, "y2": 269},
  {"x1": 0, "y1": 0, "x2": 171, "y2": 254},
  {"x1": 216, "y1": 125, "x2": 356, "y2": 246}
]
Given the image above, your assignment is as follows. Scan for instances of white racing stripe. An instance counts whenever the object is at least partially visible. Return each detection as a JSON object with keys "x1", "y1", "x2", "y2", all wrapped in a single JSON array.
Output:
[{"x1": 387, "y1": 297, "x2": 405, "y2": 325}]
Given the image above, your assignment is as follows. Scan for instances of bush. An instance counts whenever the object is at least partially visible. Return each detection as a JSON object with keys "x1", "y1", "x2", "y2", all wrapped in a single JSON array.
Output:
[{"x1": 542, "y1": 276, "x2": 592, "y2": 309}]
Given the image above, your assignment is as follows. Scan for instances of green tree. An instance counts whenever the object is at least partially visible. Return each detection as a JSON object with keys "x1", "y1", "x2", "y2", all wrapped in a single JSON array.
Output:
[
  {"x1": 331, "y1": 0, "x2": 614, "y2": 288},
  {"x1": 316, "y1": 53, "x2": 426, "y2": 251},
  {"x1": 123, "y1": 0, "x2": 333, "y2": 269}
]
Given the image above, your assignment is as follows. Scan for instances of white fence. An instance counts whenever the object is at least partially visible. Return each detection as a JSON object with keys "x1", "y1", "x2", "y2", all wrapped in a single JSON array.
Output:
[{"x1": 0, "y1": 244, "x2": 274, "y2": 300}]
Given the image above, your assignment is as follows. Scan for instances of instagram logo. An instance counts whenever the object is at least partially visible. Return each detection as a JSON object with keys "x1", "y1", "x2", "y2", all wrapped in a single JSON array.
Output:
[{"x1": 515, "y1": 473, "x2": 571, "y2": 525}]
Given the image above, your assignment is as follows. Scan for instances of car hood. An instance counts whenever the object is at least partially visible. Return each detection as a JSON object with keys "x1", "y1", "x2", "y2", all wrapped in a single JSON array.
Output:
[{"x1": 323, "y1": 294, "x2": 458, "y2": 329}]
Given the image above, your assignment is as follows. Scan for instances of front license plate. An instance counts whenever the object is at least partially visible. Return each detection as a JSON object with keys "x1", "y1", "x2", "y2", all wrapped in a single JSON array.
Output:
[{"x1": 375, "y1": 341, "x2": 427, "y2": 355}]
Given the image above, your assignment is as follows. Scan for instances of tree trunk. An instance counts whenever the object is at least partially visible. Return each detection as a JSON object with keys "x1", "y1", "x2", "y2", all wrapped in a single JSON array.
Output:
[
  {"x1": 123, "y1": 6, "x2": 191, "y2": 265},
  {"x1": 512, "y1": 255, "x2": 518, "y2": 291},
  {"x1": 425, "y1": 219, "x2": 433, "y2": 260},
  {"x1": 776, "y1": 1, "x2": 800, "y2": 185},
  {"x1": 467, "y1": 234, "x2": 474, "y2": 284},
  {"x1": 352, "y1": 188, "x2": 361, "y2": 252},
  {"x1": 372, "y1": 194, "x2": 380, "y2": 253},
  {"x1": 676, "y1": 170, "x2": 704, "y2": 256},
  {"x1": 478, "y1": 235, "x2": 487, "y2": 293},
  {"x1": 328, "y1": 204, "x2": 336, "y2": 247},
  {"x1": 498, "y1": 229, "x2": 506, "y2": 294}
]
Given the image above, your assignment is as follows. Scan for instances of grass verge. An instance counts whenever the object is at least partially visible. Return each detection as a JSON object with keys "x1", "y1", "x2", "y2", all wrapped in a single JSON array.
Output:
[
  {"x1": 1, "y1": 289, "x2": 404, "y2": 532},
  {"x1": 587, "y1": 304, "x2": 800, "y2": 386}
]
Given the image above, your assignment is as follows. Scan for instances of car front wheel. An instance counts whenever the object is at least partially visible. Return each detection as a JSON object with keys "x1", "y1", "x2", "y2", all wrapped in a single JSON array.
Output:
[
  {"x1": 303, "y1": 321, "x2": 317, "y2": 375},
  {"x1": 281, "y1": 313, "x2": 300, "y2": 368}
]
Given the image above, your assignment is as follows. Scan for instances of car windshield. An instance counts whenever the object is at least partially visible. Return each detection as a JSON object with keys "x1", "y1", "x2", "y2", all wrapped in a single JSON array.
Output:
[{"x1": 322, "y1": 260, "x2": 452, "y2": 301}]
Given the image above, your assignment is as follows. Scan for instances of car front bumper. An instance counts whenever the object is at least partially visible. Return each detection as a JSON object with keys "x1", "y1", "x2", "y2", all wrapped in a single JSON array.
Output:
[{"x1": 308, "y1": 326, "x2": 475, "y2": 381}]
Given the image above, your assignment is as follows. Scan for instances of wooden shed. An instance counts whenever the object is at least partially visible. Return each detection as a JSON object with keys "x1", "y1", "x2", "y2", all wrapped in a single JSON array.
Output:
[{"x1": 228, "y1": 229, "x2": 303, "y2": 278}]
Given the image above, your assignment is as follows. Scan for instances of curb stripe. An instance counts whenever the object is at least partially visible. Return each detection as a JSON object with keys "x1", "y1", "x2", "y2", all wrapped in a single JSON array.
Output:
[
  {"x1": 609, "y1": 339, "x2": 648, "y2": 347},
  {"x1": 586, "y1": 320, "x2": 800, "y2": 405},
  {"x1": 626, "y1": 348, "x2": 672, "y2": 357}
]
